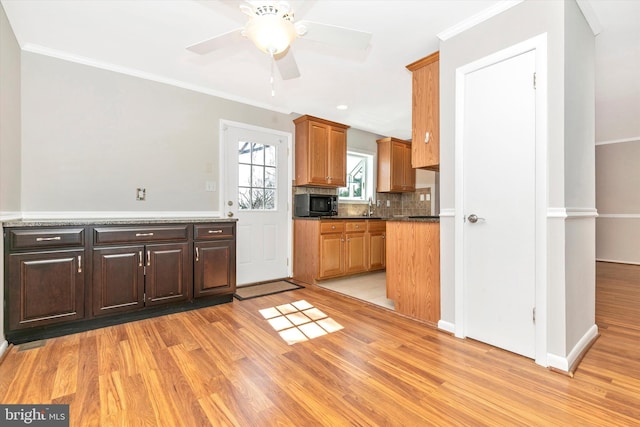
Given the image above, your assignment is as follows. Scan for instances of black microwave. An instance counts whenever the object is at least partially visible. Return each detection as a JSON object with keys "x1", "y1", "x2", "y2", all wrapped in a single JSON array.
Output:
[{"x1": 294, "y1": 193, "x2": 338, "y2": 217}]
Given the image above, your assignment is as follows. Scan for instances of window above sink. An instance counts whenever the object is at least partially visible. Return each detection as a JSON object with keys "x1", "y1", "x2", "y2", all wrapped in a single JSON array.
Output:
[{"x1": 339, "y1": 150, "x2": 374, "y2": 203}]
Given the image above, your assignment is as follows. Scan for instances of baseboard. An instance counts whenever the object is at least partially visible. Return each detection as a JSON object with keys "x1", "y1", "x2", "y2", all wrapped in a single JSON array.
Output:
[
  {"x1": 547, "y1": 324, "x2": 599, "y2": 373},
  {"x1": 596, "y1": 258, "x2": 640, "y2": 266},
  {"x1": 438, "y1": 320, "x2": 455, "y2": 334},
  {"x1": 0, "y1": 340, "x2": 8, "y2": 360}
]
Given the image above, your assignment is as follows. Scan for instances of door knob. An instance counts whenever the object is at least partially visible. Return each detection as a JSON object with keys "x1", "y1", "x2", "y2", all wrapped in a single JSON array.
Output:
[
  {"x1": 227, "y1": 211, "x2": 234, "y2": 217},
  {"x1": 467, "y1": 214, "x2": 485, "y2": 223}
]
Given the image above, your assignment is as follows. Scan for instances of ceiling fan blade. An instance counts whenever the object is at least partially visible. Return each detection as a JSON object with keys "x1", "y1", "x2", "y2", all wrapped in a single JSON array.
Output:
[
  {"x1": 297, "y1": 21, "x2": 372, "y2": 50},
  {"x1": 275, "y1": 48, "x2": 301, "y2": 80},
  {"x1": 186, "y1": 28, "x2": 244, "y2": 55}
]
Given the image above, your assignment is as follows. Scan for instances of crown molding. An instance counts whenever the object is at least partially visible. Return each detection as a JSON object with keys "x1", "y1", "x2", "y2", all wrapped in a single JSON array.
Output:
[{"x1": 437, "y1": 1, "x2": 524, "y2": 41}]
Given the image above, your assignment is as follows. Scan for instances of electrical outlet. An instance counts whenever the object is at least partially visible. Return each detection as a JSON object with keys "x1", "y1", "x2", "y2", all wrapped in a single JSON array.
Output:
[
  {"x1": 136, "y1": 188, "x2": 146, "y2": 201},
  {"x1": 386, "y1": 200, "x2": 391, "y2": 207},
  {"x1": 426, "y1": 194, "x2": 431, "y2": 201},
  {"x1": 419, "y1": 194, "x2": 425, "y2": 201},
  {"x1": 205, "y1": 181, "x2": 216, "y2": 192}
]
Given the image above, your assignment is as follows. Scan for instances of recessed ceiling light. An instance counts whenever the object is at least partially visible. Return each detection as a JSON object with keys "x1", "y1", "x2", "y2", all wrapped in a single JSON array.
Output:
[{"x1": 336, "y1": 104, "x2": 348, "y2": 110}]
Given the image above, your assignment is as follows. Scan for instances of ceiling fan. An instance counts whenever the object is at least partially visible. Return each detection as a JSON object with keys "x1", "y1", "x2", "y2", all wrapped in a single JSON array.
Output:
[{"x1": 186, "y1": 0, "x2": 372, "y2": 80}]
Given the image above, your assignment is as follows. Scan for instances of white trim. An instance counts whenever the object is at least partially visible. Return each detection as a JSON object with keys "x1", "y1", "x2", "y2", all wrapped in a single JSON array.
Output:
[
  {"x1": 219, "y1": 119, "x2": 294, "y2": 279},
  {"x1": 596, "y1": 258, "x2": 640, "y2": 266},
  {"x1": 437, "y1": 320, "x2": 455, "y2": 334},
  {"x1": 22, "y1": 43, "x2": 292, "y2": 116},
  {"x1": 576, "y1": 0, "x2": 602, "y2": 36},
  {"x1": 19, "y1": 211, "x2": 221, "y2": 220},
  {"x1": 438, "y1": 208, "x2": 456, "y2": 217},
  {"x1": 454, "y1": 34, "x2": 548, "y2": 366},
  {"x1": 597, "y1": 214, "x2": 640, "y2": 219},
  {"x1": 437, "y1": 1, "x2": 524, "y2": 41},
  {"x1": 547, "y1": 324, "x2": 598, "y2": 372},
  {"x1": 547, "y1": 208, "x2": 567, "y2": 218},
  {"x1": 0, "y1": 340, "x2": 7, "y2": 360},
  {"x1": 566, "y1": 208, "x2": 598, "y2": 219},
  {"x1": 595, "y1": 136, "x2": 640, "y2": 146},
  {"x1": 0, "y1": 212, "x2": 21, "y2": 221}
]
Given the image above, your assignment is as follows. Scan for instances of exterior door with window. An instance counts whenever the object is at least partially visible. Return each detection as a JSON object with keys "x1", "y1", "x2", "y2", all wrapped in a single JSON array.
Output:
[{"x1": 223, "y1": 122, "x2": 291, "y2": 285}]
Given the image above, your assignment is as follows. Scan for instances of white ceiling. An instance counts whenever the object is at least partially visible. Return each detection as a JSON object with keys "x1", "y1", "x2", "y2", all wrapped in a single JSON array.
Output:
[{"x1": 2, "y1": 0, "x2": 638, "y2": 141}]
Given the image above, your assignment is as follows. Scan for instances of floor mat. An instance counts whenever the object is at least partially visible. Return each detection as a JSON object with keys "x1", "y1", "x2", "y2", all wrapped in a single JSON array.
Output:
[{"x1": 233, "y1": 280, "x2": 304, "y2": 300}]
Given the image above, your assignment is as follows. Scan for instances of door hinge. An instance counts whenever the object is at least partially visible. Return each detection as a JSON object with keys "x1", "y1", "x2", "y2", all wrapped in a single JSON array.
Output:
[
  {"x1": 533, "y1": 72, "x2": 537, "y2": 90},
  {"x1": 533, "y1": 307, "x2": 536, "y2": 324}
]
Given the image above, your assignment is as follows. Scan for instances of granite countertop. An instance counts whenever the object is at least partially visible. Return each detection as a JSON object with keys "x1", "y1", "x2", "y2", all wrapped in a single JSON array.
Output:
[
  {"x1": 2, "y1": 217, "x2": 238, "y2": 227},
  {"x1": 294, "y1": 216, "x2": 440, "y2": 222}
]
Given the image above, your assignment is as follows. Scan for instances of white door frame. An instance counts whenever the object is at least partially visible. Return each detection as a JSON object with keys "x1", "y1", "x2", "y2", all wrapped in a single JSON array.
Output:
[
  {"x1": 219, "y1": 119, "x2": 293, "y2": 279},
  {"x1": 453, "y1": 34, "x2": 548, "y2": 366}
]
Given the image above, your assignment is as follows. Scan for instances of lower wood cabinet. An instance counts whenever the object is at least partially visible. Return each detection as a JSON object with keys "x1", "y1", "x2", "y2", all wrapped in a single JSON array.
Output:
[
  {"x1": 386, "y1": 220, "x2": 440, "y2": 325},
  {"x1": 4, "y1": 221, "x2": 236, "y2": 343},
  {"x1": 92, "y1": 242, "x2": 189, "y2": 317},
  {"x1": 294, "y1": 219, "x2": 385, "y2": 284},
  {"x1": 193, "y1": 223, "x2": 236, "y2": 297},
  {"x1": 7, "y1": 249, "x2": 85, "y2": 331},
  {"x1": 367, "y1": 220, "x2": 386, "y2": 271}
]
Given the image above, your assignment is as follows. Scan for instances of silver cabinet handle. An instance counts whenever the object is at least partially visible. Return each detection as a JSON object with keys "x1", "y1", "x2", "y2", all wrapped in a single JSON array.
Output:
[
  {"x1": 135, "y1": 232, "x2": 154, "y2": 237},
  {"x1": 147, "y1": 250, "x2": 151, "y2": 266},
  {"x1": 195, "y1": 247, "x2": 199, "y2": 262},
  {"x1": 77, "y1": 255, "x2": 82, "y2": 273},
  {"x1": 36, "y1": 236, "x2": 61, "y2": 241},
  {"x1": 208, "y1": 230, "x2": 223, "y2": 234},
  {"x1": 138, "y1": 251, "x2": 143, "y2": 267}
]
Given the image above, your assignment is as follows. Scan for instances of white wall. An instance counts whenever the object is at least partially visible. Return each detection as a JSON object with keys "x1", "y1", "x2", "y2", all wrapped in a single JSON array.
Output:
[
  {"x1": 0, "y1": 3, "x2": 22, "y2": 354},
  {"x1": 0, "y1": 3, "x2": 21, "y2": 215},
  {"x1": 20, "y1": 52, "x2": 295, "y2": 215},
  {"x1": 439, "y1": 0, "x2": 595, "y2": 367}
]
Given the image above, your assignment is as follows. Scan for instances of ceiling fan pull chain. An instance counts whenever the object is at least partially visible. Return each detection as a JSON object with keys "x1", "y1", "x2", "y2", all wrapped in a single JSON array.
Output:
[{"x1": 269, "y1": 49, "x2": 276, "y2": 97}]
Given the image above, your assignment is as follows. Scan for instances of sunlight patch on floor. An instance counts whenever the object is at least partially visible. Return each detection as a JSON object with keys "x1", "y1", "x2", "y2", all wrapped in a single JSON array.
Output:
[{"x1": 259, "y1": 300, "x2": 344, "y2": 345}]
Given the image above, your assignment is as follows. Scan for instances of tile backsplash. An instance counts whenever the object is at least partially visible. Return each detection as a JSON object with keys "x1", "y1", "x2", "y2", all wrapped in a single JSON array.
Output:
[{"x1": 293, "y1": 186, "x2": 433, "y2": 217}]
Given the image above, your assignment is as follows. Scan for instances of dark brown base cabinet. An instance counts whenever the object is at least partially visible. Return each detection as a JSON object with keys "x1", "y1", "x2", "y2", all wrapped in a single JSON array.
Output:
[
  {"x1": 8, "y1": 249, "x2": 85, "y2": 331},
  {"x1": 4, "y1": 221, "x2": 236, "y2": 343},
  {"x1": 193, "y1": 223, "x2": 236, "y2": 297}
]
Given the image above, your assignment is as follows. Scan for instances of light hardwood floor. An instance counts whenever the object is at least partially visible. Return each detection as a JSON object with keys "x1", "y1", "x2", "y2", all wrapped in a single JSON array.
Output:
[{"x1": 1, "y1": 262, "x2": 639, "y2": 426}]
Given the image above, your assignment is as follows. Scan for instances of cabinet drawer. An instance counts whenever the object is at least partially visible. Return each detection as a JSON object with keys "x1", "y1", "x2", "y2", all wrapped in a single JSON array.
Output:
[
  {"x1": 367, "y1": 220, "x2": 386, "y2": 232},
  {"x1": 345, "y1": 221, "x2": 366, "y2": 232},
  {"x1": 93, "y1": 225, "x2": 188, "y2": 245},
  {"x1": 194, "y1": 223, "x2": 235, "y2": 240},
  {"x1": 320, "y1": 221, "x2": 344, "y2": 233},
  {"x1": 9, "y1": 228, "x2": 85, "y2": 250}
]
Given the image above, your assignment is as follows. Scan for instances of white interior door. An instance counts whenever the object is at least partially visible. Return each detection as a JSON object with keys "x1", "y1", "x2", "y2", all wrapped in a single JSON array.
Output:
[
  {"x1": 463, "y1": 49, "x2": 537, "y2": 358},
  {"x1": 223, "y1": 122, "x2": 291, "y2": 286}
]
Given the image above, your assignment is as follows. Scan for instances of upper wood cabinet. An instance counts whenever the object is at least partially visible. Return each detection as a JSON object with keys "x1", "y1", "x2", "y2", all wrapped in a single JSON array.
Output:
[
  {"x1": 376, "y1": 137, "x2": 415, "y2": 193},
  {"x1": 406, "y1": 51, "x2": 439, "y2": 171},
  {"x1": 294, "y1": 115, "x2": 349, "y2": 187}
]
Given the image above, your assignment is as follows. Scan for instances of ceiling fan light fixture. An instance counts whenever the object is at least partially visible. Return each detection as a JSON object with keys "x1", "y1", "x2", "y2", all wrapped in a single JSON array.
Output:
[{"x1": 245, "y1": 14, "x2": 296, "y2": 55}]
